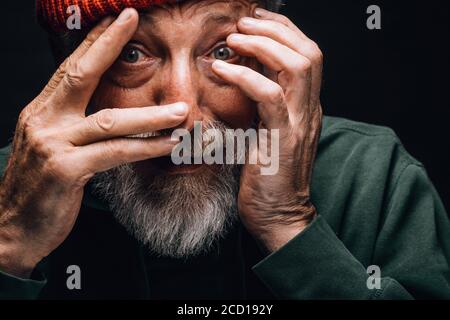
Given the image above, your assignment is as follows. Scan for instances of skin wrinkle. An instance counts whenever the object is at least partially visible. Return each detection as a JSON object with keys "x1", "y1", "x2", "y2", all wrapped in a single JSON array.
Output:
[
  {"x1": 0, "y1": 0, "x2": 324, "y2": 278},
  {"x1": 91, "y1": 1, "x2": 261, "y2": 258},
  {"x1": 94, "y1": 0, "x2": 260, "y2": 135},
  {"x1": 139, "y1": 0, "x2": 256, "y2": 24},
  {"x1": 135, "y1": 6, "x2": 247, "y2": 57},
  {"x1": 48, "y1": 1, "x2": 280, "y2": 60},
  {"x1": 93, "y1": 4, "x2": 315, "y2": 256},
  {"x1": 93, "y1": 120, "x2": 242, "y2": 258}
]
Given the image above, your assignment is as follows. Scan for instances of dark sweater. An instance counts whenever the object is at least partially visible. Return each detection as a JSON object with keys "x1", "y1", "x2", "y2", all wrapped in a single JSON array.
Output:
[{"x1": 1, "y1": 116, "x2": 449, "y2": 299}]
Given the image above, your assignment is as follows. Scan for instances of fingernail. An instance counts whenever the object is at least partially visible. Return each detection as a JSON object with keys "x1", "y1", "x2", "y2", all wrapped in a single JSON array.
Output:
[
  {"x1": 228, "y1": 34, "x2": 245, "y2": 43},
  {"x1": 170, "y1": 103, "x2": 188, "y2": 116},
  {"x1": 212, "y1": 60, "x2": 230, "y2": 71},
  {"x1": 254, "y1": 8, "x2": 266, "y2": 18},
  {"x1": 117, "y1": 8, "x2": 133, "y2": 23},
  {"x1": 240, "y1": 17, "x2": 257, "y2": 26}
]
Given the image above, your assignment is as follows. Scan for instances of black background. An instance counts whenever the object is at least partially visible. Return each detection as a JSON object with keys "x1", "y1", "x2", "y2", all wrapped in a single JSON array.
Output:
[{"x1": 0, "y1": 0, "x2": 449, "y2": 211}]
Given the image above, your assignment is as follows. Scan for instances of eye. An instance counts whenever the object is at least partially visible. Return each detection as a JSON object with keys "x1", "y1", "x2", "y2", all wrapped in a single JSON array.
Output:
[
  {"x1": 211, "y1": 45, "x2": 237, "y2": 61},
  {"x1": 120, "y1": 46, "x2": 145, "y2": 63}
]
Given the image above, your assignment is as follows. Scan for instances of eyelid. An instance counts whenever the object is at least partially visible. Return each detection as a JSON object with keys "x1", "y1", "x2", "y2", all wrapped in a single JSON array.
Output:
[
  {"x1": 207, "y1": 41, "x2": 235, "y2": 58},
  {"x1": 123, "y1": 41, "x2": 153, "y2": 59},
  {"x1": 210, "y1": 46, "x2": 239, "y2": 64},
  {"x1": 210, "y1": 41, "x2": 228, "y2": 53}
]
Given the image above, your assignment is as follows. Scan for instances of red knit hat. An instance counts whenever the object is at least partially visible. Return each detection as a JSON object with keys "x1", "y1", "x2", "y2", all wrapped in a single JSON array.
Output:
[{"x1": 36, "y1": 0, "x2": 185, "y2": 33}]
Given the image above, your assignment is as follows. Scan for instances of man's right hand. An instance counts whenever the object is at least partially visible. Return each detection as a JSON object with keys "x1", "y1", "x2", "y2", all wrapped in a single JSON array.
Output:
[{"x1": 0, "y1": 8, "x2": 188, "y2": 279}]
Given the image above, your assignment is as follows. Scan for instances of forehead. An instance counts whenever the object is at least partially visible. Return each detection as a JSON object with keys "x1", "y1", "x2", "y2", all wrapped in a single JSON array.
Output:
[{"x1": 138, "y1": 0, "x2": 256, "y2": 32}]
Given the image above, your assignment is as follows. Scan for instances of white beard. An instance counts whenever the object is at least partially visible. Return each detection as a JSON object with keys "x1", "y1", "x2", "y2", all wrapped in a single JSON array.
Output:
[{"x1": 92, "y1": 122, "x2": 241, "y2": 259}]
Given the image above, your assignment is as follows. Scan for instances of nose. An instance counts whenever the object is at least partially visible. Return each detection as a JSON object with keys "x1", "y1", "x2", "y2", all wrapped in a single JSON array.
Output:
[{"x1": 155, "y1": 54, "x2": 203, "y2": 131}]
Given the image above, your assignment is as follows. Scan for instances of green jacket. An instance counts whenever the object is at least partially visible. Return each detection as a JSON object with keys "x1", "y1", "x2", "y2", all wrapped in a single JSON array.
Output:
[{"x1": 0, "y1": 116, "x2": 449, "y2": 300}]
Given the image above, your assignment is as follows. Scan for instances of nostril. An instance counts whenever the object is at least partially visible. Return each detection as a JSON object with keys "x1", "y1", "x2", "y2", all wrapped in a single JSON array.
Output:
[{"x1": 154, "y1": 91, "x2": 164, "y2": 106}]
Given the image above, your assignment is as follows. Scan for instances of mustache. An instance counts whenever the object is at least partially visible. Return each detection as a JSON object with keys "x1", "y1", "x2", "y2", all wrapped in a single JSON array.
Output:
[{"x1": 128, "y1": 120, "x2": 230, "y2": 150}]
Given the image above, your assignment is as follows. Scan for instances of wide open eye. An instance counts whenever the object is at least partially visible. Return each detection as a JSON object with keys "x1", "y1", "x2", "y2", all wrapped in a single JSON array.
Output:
[
  {"x1": 211, "y1": 45, "x2": 237, "y2": 61},
  {"x1": 119, "y1": 46, "x2": 145, "y2": 63}
]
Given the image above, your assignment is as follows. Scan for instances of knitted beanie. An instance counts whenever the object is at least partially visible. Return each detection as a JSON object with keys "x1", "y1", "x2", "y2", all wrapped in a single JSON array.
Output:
[{"x1": 37, "y1": 0, "x2": 185, "y2": 32}]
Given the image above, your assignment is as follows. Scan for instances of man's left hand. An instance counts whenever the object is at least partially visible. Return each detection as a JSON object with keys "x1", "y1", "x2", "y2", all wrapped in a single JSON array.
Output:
[{"x1": 212, "y1": 8, "x2": 323, "y2": 253}]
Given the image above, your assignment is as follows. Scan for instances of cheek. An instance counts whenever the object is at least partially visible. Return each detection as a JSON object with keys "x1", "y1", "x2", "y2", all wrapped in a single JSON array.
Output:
[
  {"x1": 203, "y1": 86, "x2": 257, "y2": 130},
  {"x1": 202, "y1": 58, "x2": 261, "y2": 129},
  {"x1": 91, "y1": 79, "x2": 155, "y2": 112},
  {"x1": 92, "y1": 78, "x2": 258, "y2": 130},
  {"x1": 91, "y1": 59, "x2": 260, "y2": 130}
]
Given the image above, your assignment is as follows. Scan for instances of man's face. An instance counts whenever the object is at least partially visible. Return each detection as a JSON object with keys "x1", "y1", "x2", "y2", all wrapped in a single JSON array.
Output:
[
  {"x1": 93, "y1": 0, "x2": 261, "y2": 258},
  {"x1": 92, "y1": 0, "x2": 260, "y2": 175}
]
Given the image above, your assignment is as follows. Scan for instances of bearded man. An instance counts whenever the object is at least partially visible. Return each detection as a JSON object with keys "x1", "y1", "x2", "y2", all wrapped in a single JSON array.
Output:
[{"x1": 0, "y1": 0, "x2": 449, "y2": 300}]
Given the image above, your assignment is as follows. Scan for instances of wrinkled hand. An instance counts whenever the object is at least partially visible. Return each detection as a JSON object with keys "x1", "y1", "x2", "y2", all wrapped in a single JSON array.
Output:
[
  {"x1": 212, "y1": 8, "x2": 323, "y2": 253},
  {"x1": 0, "y1": 9, "x2": 188, "y2": 278}
]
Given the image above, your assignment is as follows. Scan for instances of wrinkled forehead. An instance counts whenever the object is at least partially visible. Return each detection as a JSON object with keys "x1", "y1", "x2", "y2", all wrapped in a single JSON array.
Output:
[{"x1": 138, "y1": 0, "x2": 255, "y2": 33}]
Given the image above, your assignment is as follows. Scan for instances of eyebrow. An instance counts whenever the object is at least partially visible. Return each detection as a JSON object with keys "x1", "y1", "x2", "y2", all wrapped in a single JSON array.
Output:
[
  {"x1": 139, "y1": 11, "x2": 156, "y2": 26},
  {"x1": 202, "y1": 14, "x2": 240, "y2": 36},
  {"x1": 139, "y1": 11, "x2": 240, "y2": 30},
  {"x1": 203, "y1": 12, "x2": 240, "y2": 26}
]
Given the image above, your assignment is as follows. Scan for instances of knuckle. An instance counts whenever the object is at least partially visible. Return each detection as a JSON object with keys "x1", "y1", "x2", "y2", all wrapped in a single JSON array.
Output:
[
  {"x1": 21, "y1": 116, "x2": 38, "y2": 141},
  {"x1": 60, "y1": 56, "x2": 71, "y2": 71},
  {"x1": 277, "y1": 15, "x2": 292, "y2": 26},
  {"x1": 45, "y1": 77, "x2": 60, "y2": 94},
  {"x1": 292, "y1": 58, "x2": 312, "y2": 74},
  {"x1": 18, "y1": 108, "x2": 32, "y2": 127},
  {"x1": 308, "y1": 42, "x2": 323, "y2": 64},
  {"x1": 266, "y1": 85, "x2": 285, "y2": 106},
  {"x1": 276, "y1": 13, "x2": 291, "y2": 24},
  {"x1": 315, "y1": 51, "x2": 324, "y2": 65},
  {"x1": 64, "y1": 60, "x2": 90, "y2": 88},
  {"x1": 27, "y1": 130, "x2": 53, "y2": 156},
  {"x1": 64, "y1": 55, "x2": 75, "y2": 71},
  {"x1": 48, "y1": 61, "x2": 68, "y2": 87},
  {"x1": 82, "y1": 34, "x2": 96, "y2": 48},
  {"x1": 102, "y1": 139, "x2": 125, "y2": 161},
  {"x1": 92, "y1": 108, "x2": 116, "y2": 132}
]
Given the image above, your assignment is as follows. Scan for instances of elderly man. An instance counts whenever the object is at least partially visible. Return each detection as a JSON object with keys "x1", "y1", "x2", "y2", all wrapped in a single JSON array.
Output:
[{"x1": 0, "y1": 0, "x2": 449, "y2": 300}]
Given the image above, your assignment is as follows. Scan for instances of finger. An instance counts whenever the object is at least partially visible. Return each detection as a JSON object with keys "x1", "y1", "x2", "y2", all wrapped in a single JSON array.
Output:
[
  {"x1": 69, "y1": 16, "x2": 117, "y2": 63},
  {"x1": 239, "y1": 17, "x2": 302, "y2": 52},
  {"x1": 38, "y1": 16, "x2": 115, "y2": 103},
  {"x1": 54, "y1": 8, "x2": 139, "y2": 113},
  {"x1": 212, "y1": 60, "x2": 289, "y2": 129},
  {"x1": 75, "y1": 135, "x2": 179, "y2": 174},
  {"x1": 254, "y1": 8, "x2": 308, "y2": 40},
  {"x1": 227, "y1": 34, "x2": 311, "y2": 78},
  {"x1": 66, "y1": 103, "x2": 189, "y2": 146},
  {"x1": 227, "y1": 33, "x2": 312, "y2": 111},
  {"x1": 238, "y1": 17, "x2": 323, "y2": 98}
]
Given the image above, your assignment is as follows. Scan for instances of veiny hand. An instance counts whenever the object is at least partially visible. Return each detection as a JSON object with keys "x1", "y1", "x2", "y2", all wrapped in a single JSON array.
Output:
[
  {"x1": 212, "y1": 8, "x2": 323, "y2": 253},
  {"x1": 0, "y1": 8, "x2": 188, "y2": 278}
]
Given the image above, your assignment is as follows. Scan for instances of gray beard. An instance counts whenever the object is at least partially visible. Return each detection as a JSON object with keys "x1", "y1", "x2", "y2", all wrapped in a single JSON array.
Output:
[{"x1": 92, "y1": 122, "x2": 241, "y2": 259}]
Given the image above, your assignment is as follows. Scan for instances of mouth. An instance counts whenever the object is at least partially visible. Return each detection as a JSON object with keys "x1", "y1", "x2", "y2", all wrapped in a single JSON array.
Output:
[
  {"x1": 127, "y1": 130, "x2": 171, "y2": 139},
  {"x1": 152, "y1": 156, "x2": 205, "y2": 175},
  {"x1": 130, "y1": 129, "x2": 221, "y2": 175}
]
